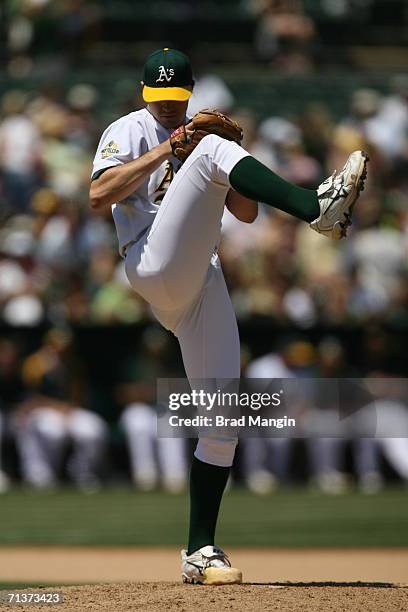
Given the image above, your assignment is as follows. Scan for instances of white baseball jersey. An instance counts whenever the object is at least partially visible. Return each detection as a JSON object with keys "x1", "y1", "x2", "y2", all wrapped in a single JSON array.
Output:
[{"x1": 92, "y1": 108, "x2": 184, "y2": 255}]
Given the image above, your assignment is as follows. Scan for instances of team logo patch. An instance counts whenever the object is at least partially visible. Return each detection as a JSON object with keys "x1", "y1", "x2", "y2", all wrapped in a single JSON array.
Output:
[
  {"x1": 153, "y1": 161, "x2": 175, "y2": 204},
  {"x1": 101, "y1": 140, "x2": 120, "y2": 158},
  {"x1": 156, "y1": 65, "x2": 175, "y2": 83}
]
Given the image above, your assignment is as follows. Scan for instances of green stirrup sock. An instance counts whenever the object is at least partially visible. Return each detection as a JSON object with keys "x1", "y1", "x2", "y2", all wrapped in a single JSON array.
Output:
[
  {"x1": 229, "y1": 156, "x2": 320, "y2": 223},
  {"x1": 187, "y1": 457, "x2": 230, "y2": 555}
]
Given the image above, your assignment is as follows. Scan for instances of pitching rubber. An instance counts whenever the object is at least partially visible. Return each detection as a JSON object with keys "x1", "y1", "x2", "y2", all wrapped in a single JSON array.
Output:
[
  {"x1": 183, "y1": 566, "x2": 243, "y2": 585},
  {"x1": 202, "y1": 567, "x2": 243, "y2": 585}
]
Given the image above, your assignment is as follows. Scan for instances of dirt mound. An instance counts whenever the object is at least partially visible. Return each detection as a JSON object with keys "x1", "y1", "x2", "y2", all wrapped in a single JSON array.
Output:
[{"x1": 2, "y1": 582, "x2": 407, "y2": 612}]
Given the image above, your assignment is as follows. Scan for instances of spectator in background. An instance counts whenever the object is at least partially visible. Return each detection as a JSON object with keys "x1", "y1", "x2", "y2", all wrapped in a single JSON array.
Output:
[
  {"x1": 310, "y1": 369, "x2": 408, "y2": 494},
  {"x1": 342, "y1": 191, "x2": 406, "y2": 313},
  {"x1": 347, "y1": 78, "x2": 408, "y2": 166},
  {"x1": 0, "y1": 90, "x2": 44, "y2": 216},
  {"x1": 332, "y1": 89, "x2": 389, "y2": 187},
  {"x1": 118, "y1": 327, "x2": 187, "y2": 493},
  {"x1": 243, "y1": 343, "x2": 295, "y2": 494},
  {"x1": 0, "y1": 214, "x2": 44, "y2": 327},
  {"x1": 243, "y1": 339, "x2": 315, "y2": 493},
  {"x1": 304, "y1": 343, "x2": 408, "y2": 494},
  {"x1": 298, "y1": 103, "x2": 334, "y2": 167},
  {"x1": 34, "y1": 193, "x2": 81, "y2": 272},
  {"x1": 355, "y1": 392, "x2": 408, "y2": 489},
  {"x1": 5, "y1": 0, "x2": 51, "y2": 78},
  {"x1": 249, "y1": 0, "x2": 317, "y2": 72},
  {"x1": 55, "y1": 0, "x2": 102, "y2": 67},
  {"x1": 13, "y1": 328, "x2": 108, "y2": 490},
  {"x1": 36, "y1": 104, "x2": 92, "y2": 201},
  {"x1": 65, "y1": 83, "x2": 100, "y2": 152},
  {"x1": 85, "y1": 246, "x2": 146, "y2": 324},
  {"x1": 303, "y1": 337, "x2": 351, "y2": 494},
  {"x1": 256, "y1": 116, "x2": 322, "y2": 187},
  {"x1": 187, "y1": 74, "x2": 235, "y2": 117}
]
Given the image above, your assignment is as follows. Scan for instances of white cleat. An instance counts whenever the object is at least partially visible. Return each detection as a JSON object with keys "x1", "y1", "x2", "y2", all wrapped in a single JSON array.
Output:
[
  {"x1": 310, "y1": 150, "x2": 369, "y2": 239},
  {"x1": 181, "y1": 545, "x2": 242, "y2": 585}
]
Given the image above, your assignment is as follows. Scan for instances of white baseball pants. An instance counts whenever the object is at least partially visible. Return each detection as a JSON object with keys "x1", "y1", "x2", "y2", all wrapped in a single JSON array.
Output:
[{"x1": 125, "y1": 135, "x2": 250, "y2": 466}]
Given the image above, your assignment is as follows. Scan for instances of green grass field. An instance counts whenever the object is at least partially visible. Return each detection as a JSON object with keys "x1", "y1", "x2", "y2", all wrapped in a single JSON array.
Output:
[{"x1": 1, "y1": 486, "x2": 407, "y2": 548}]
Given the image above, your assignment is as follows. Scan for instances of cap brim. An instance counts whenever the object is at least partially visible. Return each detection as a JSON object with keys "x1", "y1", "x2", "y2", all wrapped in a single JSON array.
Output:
[{"x1": 142, "y1": 85, "x2": 192, "y2": 102}]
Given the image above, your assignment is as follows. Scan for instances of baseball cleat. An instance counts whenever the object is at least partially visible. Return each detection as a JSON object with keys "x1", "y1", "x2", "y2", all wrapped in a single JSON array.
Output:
[
  {"x1": 181, "y1": 545, "x2": 242, "y2": 585},
  {"x1": 310, "y1": 150, "x2": 369, "y2": 239}
]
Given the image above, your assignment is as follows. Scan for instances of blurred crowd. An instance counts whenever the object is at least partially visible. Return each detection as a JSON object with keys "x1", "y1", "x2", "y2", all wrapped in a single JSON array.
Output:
[
  {"x1": 1, "y1": 10, "x2": 408, "y2": 492},
  {"x1": 246, "y1": 0, "x2": 318, "y2": 71}
]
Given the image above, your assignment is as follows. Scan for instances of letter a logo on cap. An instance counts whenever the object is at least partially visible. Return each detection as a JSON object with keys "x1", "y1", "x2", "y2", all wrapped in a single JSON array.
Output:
[
  {"x1": 156, "y1": 66, "x2": 175, "y2": 83},
  {"x1": 142, "y1": 48, "x2": 193, "y2": 102}
]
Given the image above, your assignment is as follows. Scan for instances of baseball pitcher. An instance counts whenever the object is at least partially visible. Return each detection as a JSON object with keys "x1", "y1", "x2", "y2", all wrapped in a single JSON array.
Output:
[{"x1": 90, "y1": 48, "x2": 368, "y2": 585}]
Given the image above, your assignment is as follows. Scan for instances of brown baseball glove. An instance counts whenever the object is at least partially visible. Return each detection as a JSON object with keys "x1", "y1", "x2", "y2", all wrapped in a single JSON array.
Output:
[{"x1": 170, "y1": 109, "x2": 243, "y2": 162}]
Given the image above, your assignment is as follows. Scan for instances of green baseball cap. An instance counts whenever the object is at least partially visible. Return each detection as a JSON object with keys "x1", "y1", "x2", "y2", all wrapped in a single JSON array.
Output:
[{"x1": 142, "y1": 48, "x2": 194, "y2": 103}]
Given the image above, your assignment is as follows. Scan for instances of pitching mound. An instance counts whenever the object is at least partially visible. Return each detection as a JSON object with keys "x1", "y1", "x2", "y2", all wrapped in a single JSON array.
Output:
[{"x1": 2, "y1": 582, "x2": 407, "y2": 612}]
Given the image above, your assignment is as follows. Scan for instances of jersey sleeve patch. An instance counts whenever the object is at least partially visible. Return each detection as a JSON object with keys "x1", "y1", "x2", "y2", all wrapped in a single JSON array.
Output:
[{"x1": 101, "y1": 140, "x2": 120, "y2": 158}]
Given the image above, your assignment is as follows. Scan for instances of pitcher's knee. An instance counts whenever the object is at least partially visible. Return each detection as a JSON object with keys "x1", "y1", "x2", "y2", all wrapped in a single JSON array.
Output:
[
  {"x1": 194, "y1": 436, "x2": 238, "y2": 467},
  {"x1": 192, "y1": 133, "x2": 225, "y2": 156}
]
